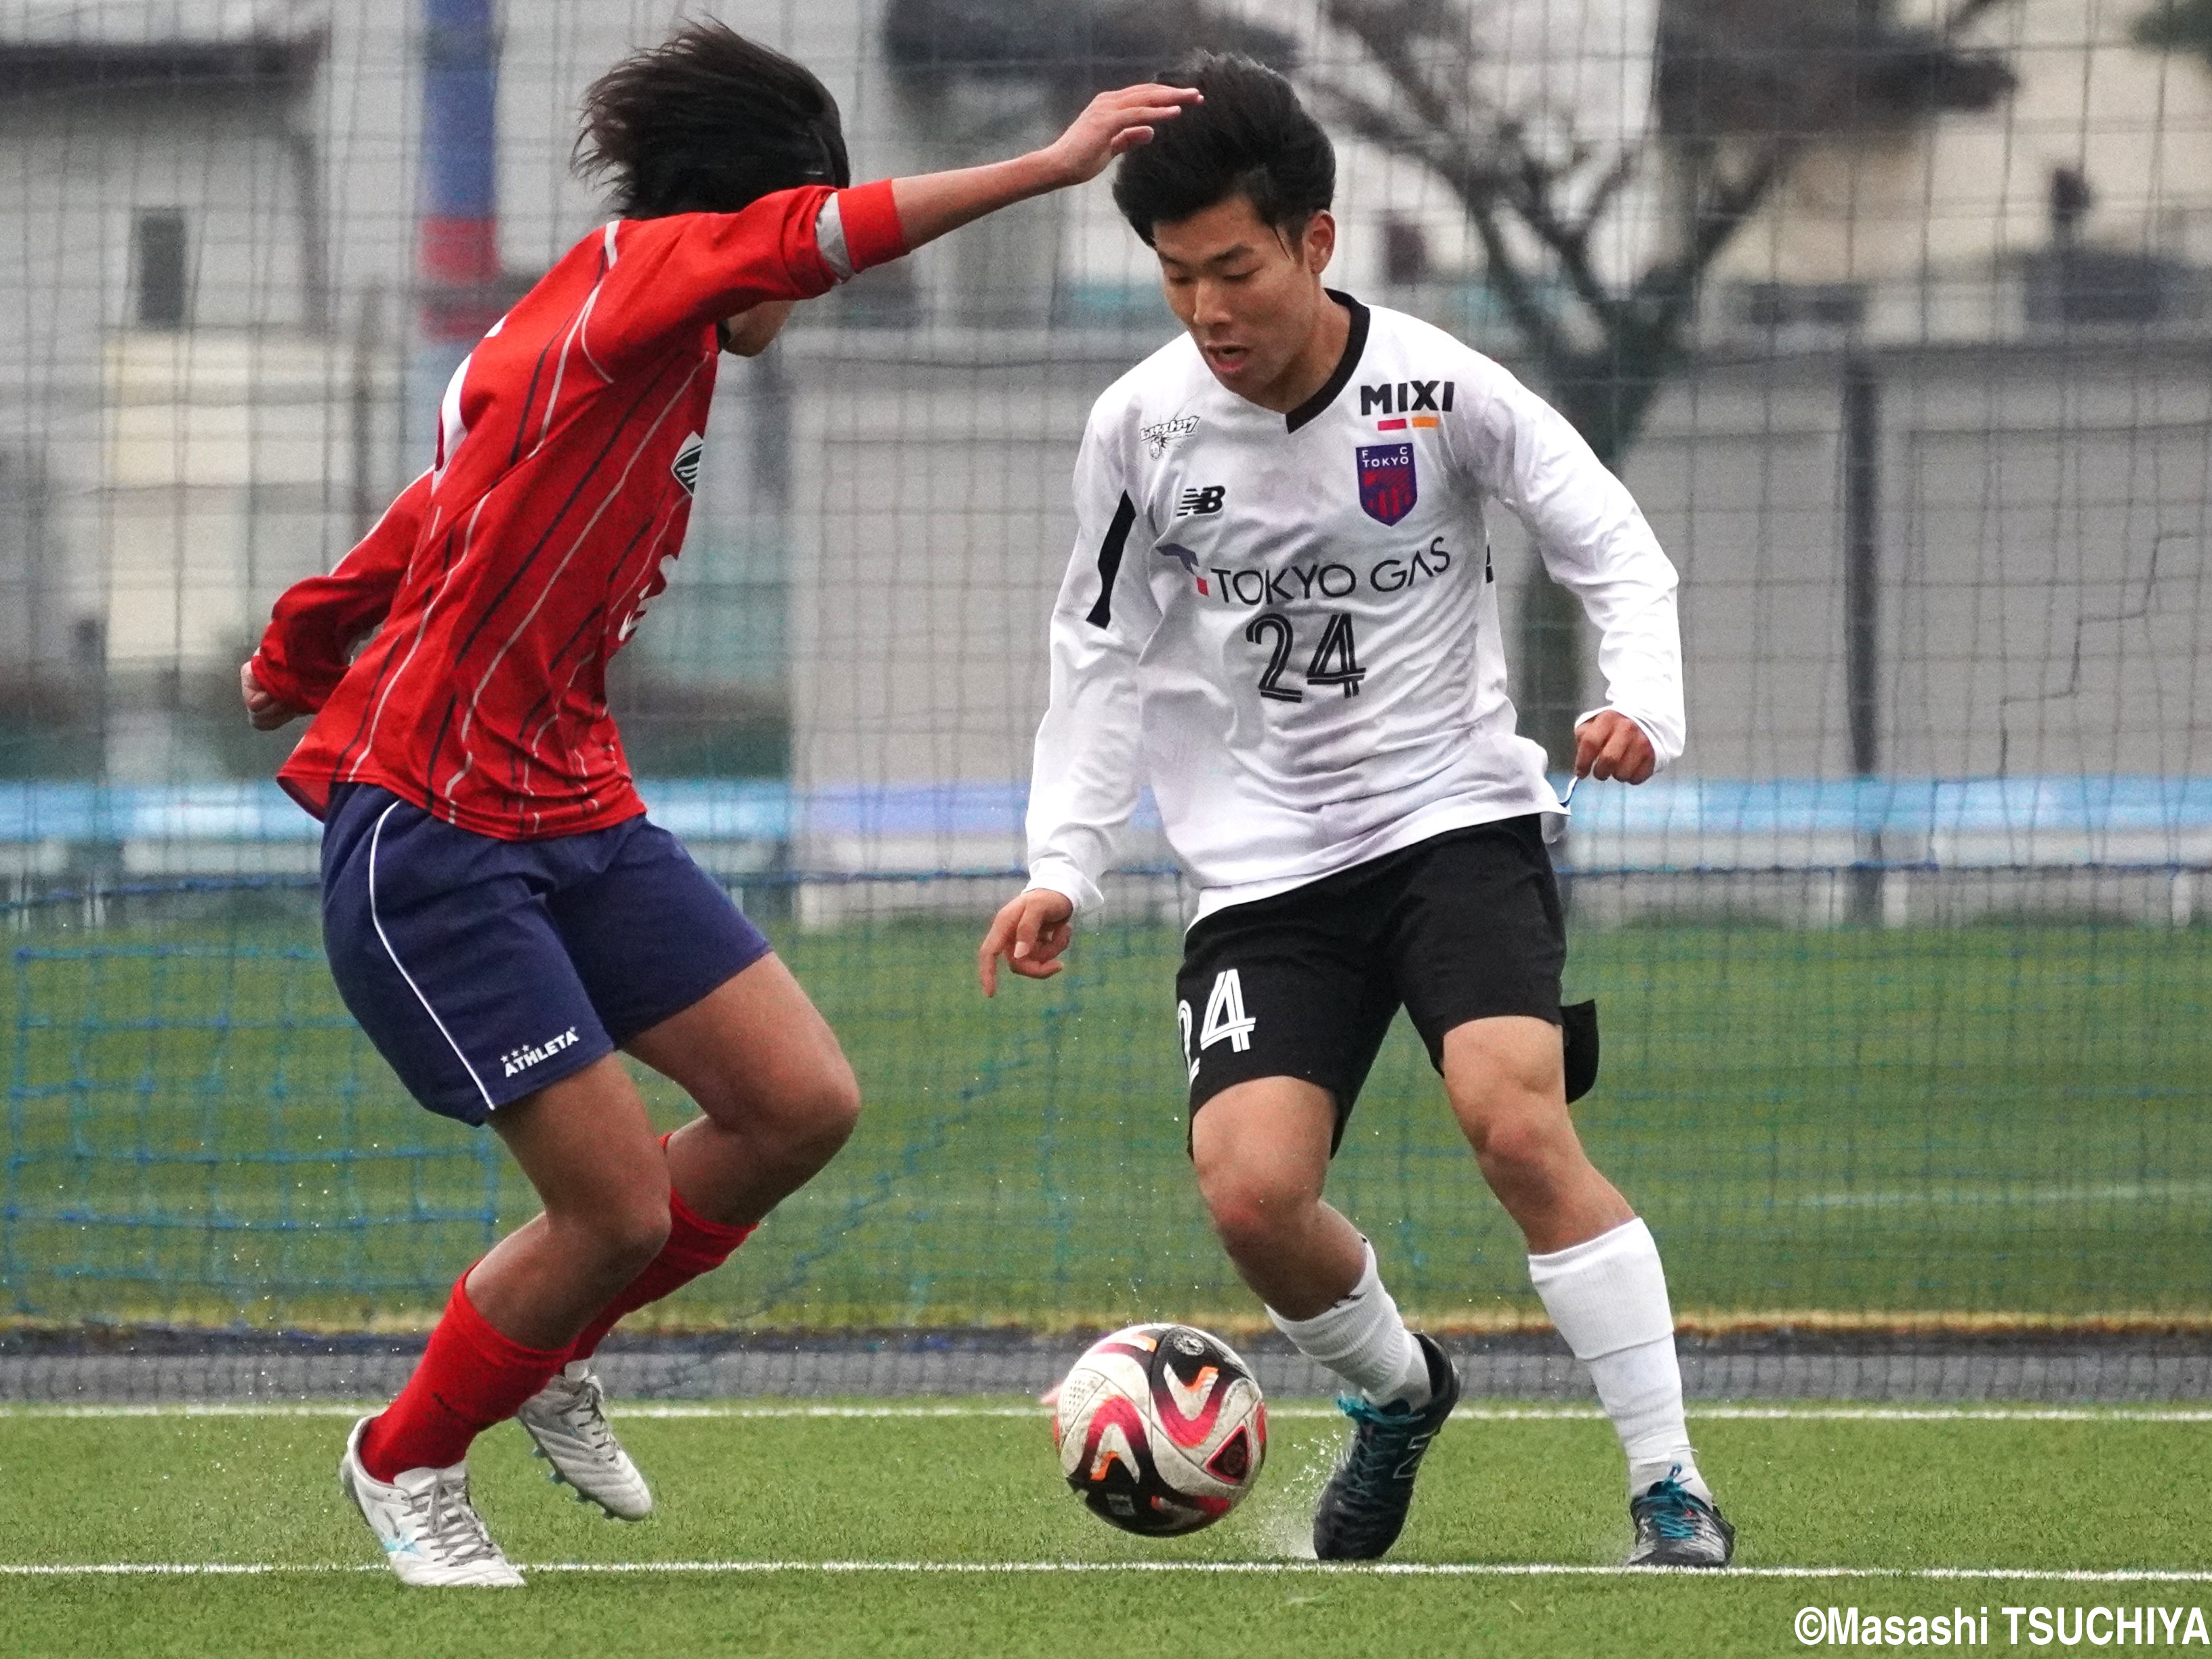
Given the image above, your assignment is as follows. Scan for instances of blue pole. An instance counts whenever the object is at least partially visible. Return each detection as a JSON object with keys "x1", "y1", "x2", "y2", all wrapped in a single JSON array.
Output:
[
  {"x1": 418, "y1": 0, "x2": 499, "y2": 336},
  {"x1": 410, "y1": 0, "x2": 499, "y2": 462}
]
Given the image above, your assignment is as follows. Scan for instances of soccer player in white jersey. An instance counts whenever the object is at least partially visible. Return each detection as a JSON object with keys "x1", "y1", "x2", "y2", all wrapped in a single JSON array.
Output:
[{"x1": 979, "y1": 55, "x2": 1733, "y2": 1565}]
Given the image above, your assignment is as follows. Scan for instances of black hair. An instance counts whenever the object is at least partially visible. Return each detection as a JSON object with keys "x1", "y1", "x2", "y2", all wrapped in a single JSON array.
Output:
[
  {"x1": 575, "y1": 19, "x2": 850, "y2": 220},
  {"x1": 1110, "y1": 52, "x2": 1334, "y2": 246}
]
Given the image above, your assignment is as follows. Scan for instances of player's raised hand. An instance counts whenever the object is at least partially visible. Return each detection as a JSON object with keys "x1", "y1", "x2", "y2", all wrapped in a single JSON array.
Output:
[
  {"x1": 240, "y1": 661, "x2": 304, "y2": 731},
  {"x1": 978, "y1": 888, "x2": 1076, "y2": 997},
  {"x1": 1040, "y1": 83, "x2": 1203, "y2": 187},
  {"x1": 890, "y1": 85, "x2": 1199, "y2": 253},
  {"x1": 1573, "y1": 710, "x2": 1656, "y2": 785}
]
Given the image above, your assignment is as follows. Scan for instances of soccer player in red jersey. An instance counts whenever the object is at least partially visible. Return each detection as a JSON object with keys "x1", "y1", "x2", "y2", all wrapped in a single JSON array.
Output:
[{"x1": 242, "y1": 22, "x2": 1195, "y2": 1586}]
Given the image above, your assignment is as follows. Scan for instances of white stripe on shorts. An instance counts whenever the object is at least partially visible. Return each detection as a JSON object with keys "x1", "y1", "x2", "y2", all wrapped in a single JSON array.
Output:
[{"x1": 366, "y1": 799, "x2": 497, "y2": 1115}]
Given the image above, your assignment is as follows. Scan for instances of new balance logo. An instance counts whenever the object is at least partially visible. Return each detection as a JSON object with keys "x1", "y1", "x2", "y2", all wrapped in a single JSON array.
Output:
[
  {"x1": 1176, "y1": 485, "x2": 1226, "y2": 517},
  {"x1": 501, "y1": 1027, "x2": 579, "y2": 1079}
]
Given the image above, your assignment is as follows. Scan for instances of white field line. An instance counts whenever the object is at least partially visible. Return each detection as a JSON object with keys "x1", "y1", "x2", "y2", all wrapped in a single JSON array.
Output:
[
  {"x1": 7, "y1": 1559, "x2": 2212, "y2": 1584},
  {"x1": 5, "y1": 1402, "x2": 2212, "y2": 1423},
  {"x1": 1786, "y1": 1181, "x2": 2212, "y2": 1210}
]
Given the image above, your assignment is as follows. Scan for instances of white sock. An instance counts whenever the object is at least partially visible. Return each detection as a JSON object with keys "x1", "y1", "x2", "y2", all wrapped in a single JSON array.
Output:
[
  {"x1": 1527, "y1": 1217, "x2": 1706, "y2": 1500},
  {"x1": 1268, "y1": 1238, "x2": 1432, "y2": 1408}
]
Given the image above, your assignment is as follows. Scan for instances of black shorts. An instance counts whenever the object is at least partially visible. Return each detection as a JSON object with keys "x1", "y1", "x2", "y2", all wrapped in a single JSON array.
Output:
[{"x1": 1175, "y1": 816, "x2": 1594, "y2": 1150}]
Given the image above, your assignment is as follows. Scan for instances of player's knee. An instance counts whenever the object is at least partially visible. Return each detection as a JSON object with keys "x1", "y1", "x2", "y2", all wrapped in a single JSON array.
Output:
[
  {"x1": 1208, "y1": 1197, "x2": 1287, "y2": 1265},
  {"x1": 586, "y1": 1191, "x2": 673, "y2": 1279},
  {"x1": 787, "y1": 1059, "x2": 861, "y2": 1164},
  {"x1": 1197, "y1": 1169, "x2": 1307, "y2": 1263},
  {"x1": 1468, "y1": 1109, "x2": 1576, "y2": 1195},
  {"x1": 687, "y1": 1046, "x2": 859, "y2": 1171}
]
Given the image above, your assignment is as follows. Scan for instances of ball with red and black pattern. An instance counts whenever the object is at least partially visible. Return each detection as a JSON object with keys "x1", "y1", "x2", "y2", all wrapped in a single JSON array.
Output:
[{"x1": 1053, "y1": 1323, "x2": 1268, "y2": 1536}]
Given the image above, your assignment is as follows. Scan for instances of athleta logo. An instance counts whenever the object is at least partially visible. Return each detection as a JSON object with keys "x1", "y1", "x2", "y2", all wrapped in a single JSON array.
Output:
[
  {"x1": 501, "y1": 1027, "x2": 579, "y2": 1079},
  {"x1": 1359, "y1": 380, "x2": 1454, "y2": 415},
  {"x1": 1176, "y1": 485, "x2": 1225, "y2": 518},
  {"x1": 1178, "y1": 969, "x2": 1256, "y2": 1082},
  {"x1": 1141, "y1": 413, "x2": 1200, "y2": 456},
  {"x1": 671, "y1": 432, "x2": 703, "y2": 495}
]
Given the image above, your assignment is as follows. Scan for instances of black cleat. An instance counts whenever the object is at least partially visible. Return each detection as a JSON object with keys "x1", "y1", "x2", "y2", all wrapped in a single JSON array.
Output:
[
  {"x1": 1627, "y1": 1468, "x2": 1736, "y2": 1567},
  {"x1": 1311, "y1": 1332, "x2": 1460, "y2": 1561}
]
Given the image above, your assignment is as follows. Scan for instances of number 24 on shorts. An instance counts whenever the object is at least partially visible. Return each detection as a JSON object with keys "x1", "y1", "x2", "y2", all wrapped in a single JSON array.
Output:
[{"x1": 1179, "y1": 969, "x2": 1258, "y2": 1082}]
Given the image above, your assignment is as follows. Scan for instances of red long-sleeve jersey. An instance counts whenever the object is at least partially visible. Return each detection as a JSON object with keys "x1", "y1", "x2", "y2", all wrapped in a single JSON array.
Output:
[{"x1": 253, "y1": 180, "x2": 905, "y2": 838}]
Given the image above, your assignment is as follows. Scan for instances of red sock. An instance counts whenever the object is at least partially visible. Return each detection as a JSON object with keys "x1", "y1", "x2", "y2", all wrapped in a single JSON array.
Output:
[
  {"x1": 359, "y1": 1273, "x2": 566, "y2": 1481},
  {"x1": 567, "y1": 1186, "x2": 755, "y2": 1362}
]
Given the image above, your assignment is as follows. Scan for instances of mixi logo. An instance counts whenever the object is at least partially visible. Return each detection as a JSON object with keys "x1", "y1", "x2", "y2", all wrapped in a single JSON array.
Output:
[
  {"x1": 502, "y1": 1027, "x2": 580, "y2": 1080},
  {"x1": 1361, "y1": 380, "x2": 1454, "y2": 432}
]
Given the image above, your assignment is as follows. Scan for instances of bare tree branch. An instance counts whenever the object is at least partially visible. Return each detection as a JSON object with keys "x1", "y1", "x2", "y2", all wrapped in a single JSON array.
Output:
[
  {"x1": 1499, "y1": 135, "x2": 1626, "y2": 327},
  {"x1": 1627, "y1": 138, "x2": 1797, "y2": 348},
  {"x1": 1302, "y1": 0, "x2": 2016, "y2": 453},
  {"x1": 1317, "y1": 0, "x2": 1645, "y2": 335},
  {"x1": 1289, "y1": 0, "x2": 2026, "y2": 764},
  {"x1": 1321, "y1": 0, "x2": 1471, "y2": 141},
  {"x1": 1302, "y1": 73, "x2": 1576, "y2": 371},
  {"x1": 1465, "y1": 205, "x2": 1574, "y2": 377},
  {"x1": 1572, "y1": 147, "x2": 1642, "y2": 245},
  {"x1": 1941, "y1": 0, "x2": 2014, "y2": 37}
]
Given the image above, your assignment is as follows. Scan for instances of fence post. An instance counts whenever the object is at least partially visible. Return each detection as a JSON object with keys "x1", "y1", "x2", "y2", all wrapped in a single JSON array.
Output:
[{"x1": 1843, "y1": 352, "x2": 1883, "y2": 923}]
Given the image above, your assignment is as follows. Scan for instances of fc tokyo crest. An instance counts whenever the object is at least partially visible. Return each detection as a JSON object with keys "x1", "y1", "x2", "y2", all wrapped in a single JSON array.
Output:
[{"x1": 1355, "y1": 442, "x2": 1417, "y2": 525}]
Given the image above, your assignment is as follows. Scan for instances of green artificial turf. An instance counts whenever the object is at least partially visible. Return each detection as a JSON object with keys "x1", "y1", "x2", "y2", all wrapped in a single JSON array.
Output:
[
  {"x1": 2, "y1": 1403, "x2": 2209, "y2": 1657},
  {"x1": 6, "y1": 896, "x2": 2210, "y2": 1328}
]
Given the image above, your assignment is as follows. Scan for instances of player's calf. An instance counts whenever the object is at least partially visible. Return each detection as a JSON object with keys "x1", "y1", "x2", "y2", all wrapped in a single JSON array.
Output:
[
  {"x1": 1525, "y1": 1217, "x2": 1735, "y2": 1563},
  {"x1": 470, "y1": 1064, "x2": 676, "y2": 1350},
  {"x1": 1442, "y1": 1018, "x2": 1632, "y2": 1254},
  {"x1": 552, "y1": 1200, "x2": 676, "y2": 1303},
  {"x1": 1188, "y1": 1075, "x2": 1351, "y2": 1315},
  {"x1": 1198, "y1": 1182, "x2": 1347, "y2": 1305}
]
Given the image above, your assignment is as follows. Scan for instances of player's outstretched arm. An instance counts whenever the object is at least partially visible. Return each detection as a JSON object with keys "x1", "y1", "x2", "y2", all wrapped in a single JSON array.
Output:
[
  {"x1": 977, "y1": 888, "x2": 1076, "y2": 998},
  {"x1": 1456, "y1": 366, "x2": 1685, "y2": 774},
  {"x1": 892, "y1": 84, "x2": 1200, "y2": 253}
]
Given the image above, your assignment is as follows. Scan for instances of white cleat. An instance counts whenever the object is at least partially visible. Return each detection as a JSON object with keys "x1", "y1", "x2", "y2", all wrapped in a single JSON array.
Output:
[
  {"x1": 515, "y1": 1361, "x2": 654, "y2": 1521},
  {"x1": 337, "y1": 1416, "x2": 525, "y2": 1587}
]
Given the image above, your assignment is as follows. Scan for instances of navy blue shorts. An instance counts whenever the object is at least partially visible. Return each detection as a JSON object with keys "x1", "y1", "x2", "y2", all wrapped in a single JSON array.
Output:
[{"x1": 319, "y1": 784, "x2": 772, "y2": 1126}]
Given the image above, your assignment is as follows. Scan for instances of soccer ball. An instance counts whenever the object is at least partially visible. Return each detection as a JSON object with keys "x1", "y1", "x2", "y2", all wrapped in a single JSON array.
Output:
[{"x1": 1052, "y1": 1323, "x2": 1267, "y2": 1536}]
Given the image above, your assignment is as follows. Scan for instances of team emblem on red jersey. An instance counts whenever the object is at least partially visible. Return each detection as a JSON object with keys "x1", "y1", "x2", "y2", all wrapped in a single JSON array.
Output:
[
  {"x1": 1356, "y1": 442, "x2": 1417, "y2": 525},
  {"x1": 672, "y1": 431, "x2": 703, "y2": 495}
]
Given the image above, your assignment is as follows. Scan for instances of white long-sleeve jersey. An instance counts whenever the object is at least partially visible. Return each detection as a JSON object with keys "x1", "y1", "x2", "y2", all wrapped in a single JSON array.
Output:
[{"x1": 1025, "y1": 293, "x2": 1684, "y2": 924}]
